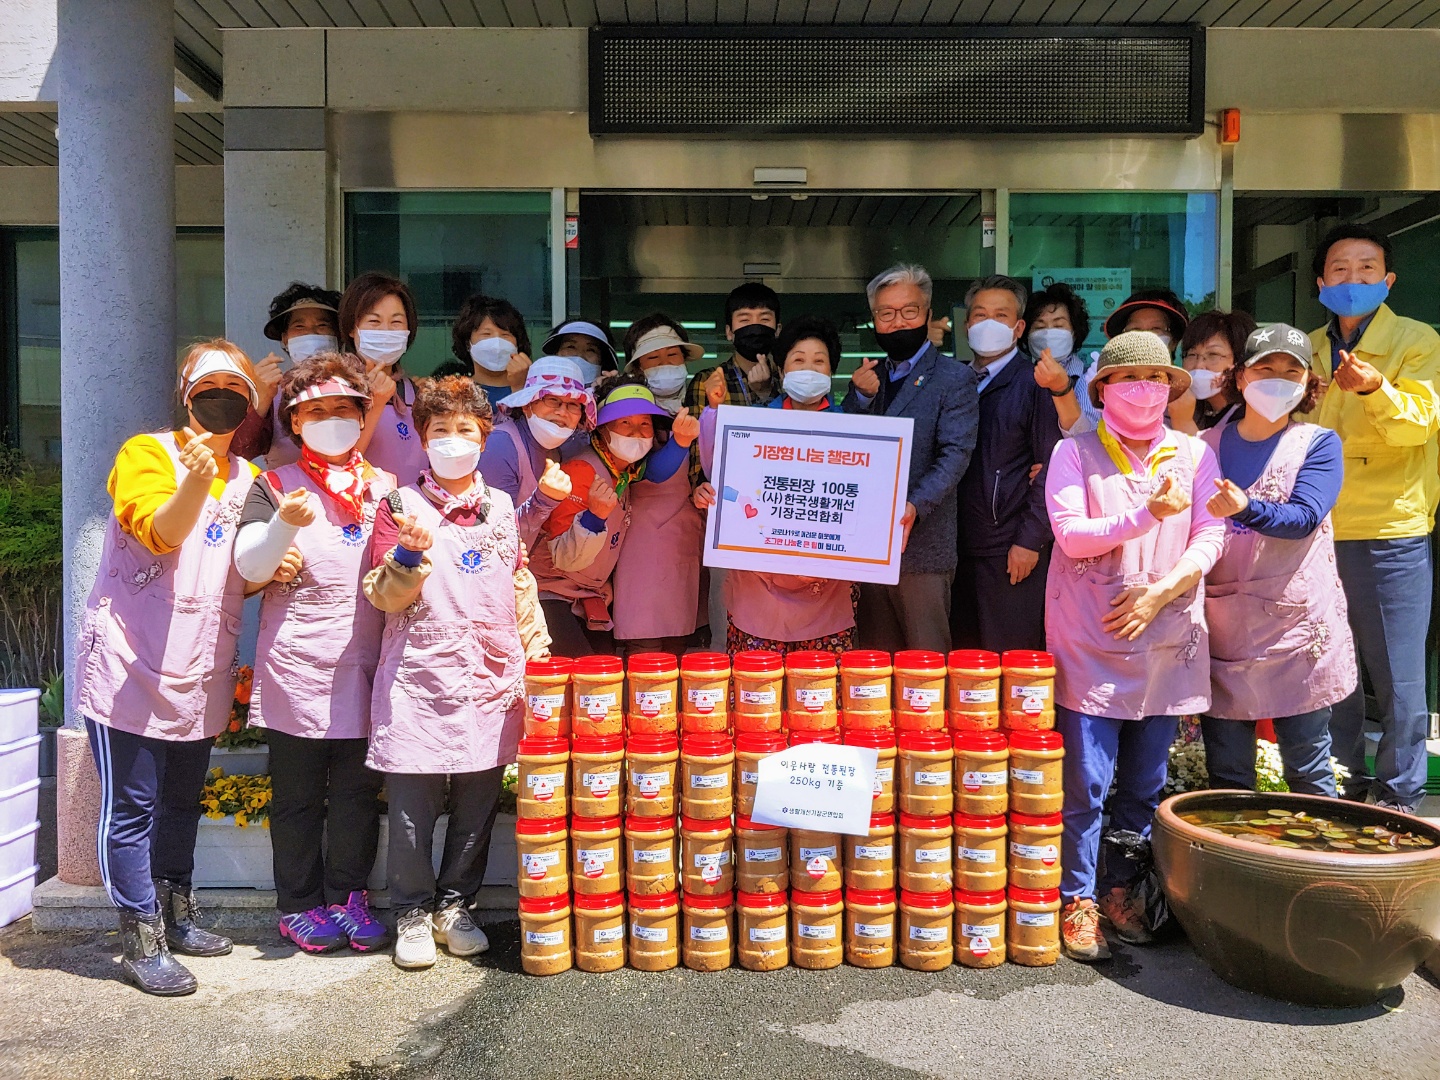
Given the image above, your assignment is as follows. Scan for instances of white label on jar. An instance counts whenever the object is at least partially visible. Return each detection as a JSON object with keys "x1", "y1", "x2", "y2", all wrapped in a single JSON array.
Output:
[
  {"x1": 871, "y1": 766, "x2": 893, "y2": 797},
  {"x1": 848, "y1": 684, "x2": 888, "y2": 700},
  {"x1": 800, "y1": 845, "x2": 837, "y2": 860},
  {"x1": 690, "y1": 925, "x2": 728, "y2": 942},
  {"x1": 744, "y1": 846, "x2": 783, "y2": 863},
  {"x1": 583, "y1": 771, "x2": 619, "y2": 798},
  {"x1": 798, "y1": 922, "x2": 837, "y2": 939},
  {"x1": 749, "y1": 925, "x2": 786, "y2": 942},
  {"x1": 794, "y1": 687, "x2": 834, "y2": 712},
  {"x1": 913, "y1": 847, "x2": 949, "y2": 863},
  {"x1": 633, "y1": 846, "x2": 672, "y2": 863},
  {"x1": 1011, "y1": 684, "x2": 1050, "y2": 699},
  {"x1": 915, "y1": 770, "x2": 951, "y2": 786},
  {"x1": 577, "y1": 847, "x2": 615, "y2": 878},
  {"x1": 527, "y1": 692, "x2": 565, "y2": 718},
  {"x1": 525, "y1": 929, "x2": 564, "y2": 945},
  {"x1": 525, "y1": 774, "x2": 557, "y2": 801},
  {"x1": 741, "y1": 770, "x2": 760, "y2": 785},
  {"x1": 854, "y1": 921, "x2": 892, "y2": 938},
  {"x1": 634, "y1": 689, "x2": 672, "y2": 717},
  {"x1": 962, "y1": 769, "x2": 1006, "y2": 792},
  {"x1": 909, "y1": 925, "x2": 949, "y2": 942},
  {"x1": 632, "y1": 771, "x2": 669, "y2": 798},
  {"x1": 1011, "y1": 767, "x2": 1045, "y2": 785},
  {"x1": 690, "y1": 773, "x2": 728, "y2": 789},
  {"x1": 969, "y1": 935, "x2": 992, "y2": 957},
  {"x1": 1016, "y1": 911, "x2": 1056, "y2": 927},
  {"x1": 902, "y1": 686, "x2": 942, "y2": 710},
  {"x1": 1011, "y1": 842, "x2": 1059, "y2": 866},
  {"x1": 957, "y1": 688, "x2": 998, "y2": 704},
  {"x1": 594, "y1": 925, "x2": 625, "y2": 943},
  {"x1": 740, "y1": 688, "x2": 777, "y2": 705},
  {"x1": 963, "y1": 922, "x2": 1001, "y2": 939},
  {"x1": 578, "y1": 692, "x2": 616, "y2": 717},
  {"x1": 632, "y1": 923, "x2": 670, "y2": 942},
  {"x1": 687, "y1": 688, "x2": 726, "y2": 713},
  {"x1": 854, "y1": 844, "x2": 892, "y2": 860},
  {"x1": 522, "y1": 850, "x2": 560, "y2": 878},
  {"x1": 694, "y1": 850, "x2": 731, "y2": 869},
  {"x1": 958, "y1": 846, "x2": 997, "y2": 864}
]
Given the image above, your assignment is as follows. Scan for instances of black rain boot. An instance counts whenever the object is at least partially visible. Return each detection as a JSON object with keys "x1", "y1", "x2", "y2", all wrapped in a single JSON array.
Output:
[
  {"x1": 155, "y1": 878, "x2": 233, "y2": 957},
  {"x1": 118, "y1": 909, "x2": 199, "y2": 997}
]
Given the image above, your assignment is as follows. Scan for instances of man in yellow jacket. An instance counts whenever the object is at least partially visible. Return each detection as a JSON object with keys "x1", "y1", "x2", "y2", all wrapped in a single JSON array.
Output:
[{"x1": 1305, "y1": 223, "x2": 1440, "y2": 813}]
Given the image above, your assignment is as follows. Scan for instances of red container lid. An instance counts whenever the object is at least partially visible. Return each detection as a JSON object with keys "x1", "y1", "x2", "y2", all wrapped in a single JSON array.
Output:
[
  {"x1": 628, "y1": 890, "x2": 679, "y2": 910},
  {"x1": 514, "y1": 816, "x2": 567, "y2": 836},
  {"x1": 518, "y1": 735, "x2": 568, "y2": 756},
  {"x1": 680, "y1": 651, "x2": 731, "y2": 675},
  {"x1": 791, "y1": 889, "x2": 843, "y2": 907},
  {"x1": 733, "y1": 650, "x2": 784, "y2": 674},
  {"x1": 682, "y1": 733, "x2": 735, "y2": 756},
  {"x1": 518, "y1": 894, "x2": 571, "y2": 914},
  {"x1": 572, "y1": 891, "x2": 624, "y2": 911},
  {"x1": 735, "y1": 814, "x2": 782, "y2": 831},
  {"x1": 571, "y1": 815, "x2": 622, "y2": 833},
  {"x1": 840, "y1": 649, "x2": 892, "y2": 670},
  {"x1": 790, "y1": 729, "x2": 841, "y2": 746},
  {"x1": 628, "y1": 651, "x2": 679, "y2": 675},
  {"x1": 681, "y1": 815, "x2": 733, "y2": 834},
  {"x1": 736, "y1": 890, "x2": 788, "y2": 910},
  {"x1": 898, "y1": 730, "x2": 952, "y2": 751},
  {"x1": 869, "y1": 812, "x2": 895, "y2": 828},
  {"x1": 948, "y1": 650, "x2": 1001, "y2": 670},
  {"x1": 899, "y1": 813, "x2": 952, "y2": 830},
  {"x1": 573, "y1": 654, "x2": 623, "y2": 676},
  {"x1": 625, "y1": 814, "x2": 676, "y2": 833},
  {"x1": 1008, "y1": 730, "x2": 1064, "y2": 751},
  {"x1": 955, "y1": 731, "x2": 1008, "y2": 752},
  {"x1": 1009, "y1": 811, "x2": 1063, "y2": 828},
  {"x1": 1001, "y1": 650, "x2": 1055, "y2": 670},
  {"x1": 955, "y1": 889, "x2": 1006, "y2": 906},
  {"x1": 847, "y1": 887, "x2": 897, "y2": 906},
  {"x1": 525, "y1": 657, "x2": 575, "y2": 676},
  {"x1": 843, "y1": 728, "x2": 897, "y2": 749},
  {"x1": 954, "y1": 813, "x2": 1007, "y2": 830},
  {"x1": 682, "y1": 890, "x2": 735, "y2": 909},
  {"x1": 572, "y1": 733, "x2": 624, "y2": 754},
  {"x1": 894, "y1": 650, "x2": 945, "y2": 670},
  {"x1": 736, "y1": 732, "x2": 787, "y2": 753},
  {"x1": 1008, "y1": 886, "x2": 1061, "y2": 904},
  {"x1": 786, "y1": 650, "x2": 838, "y2": 671},
  {"x1": 627, "y1": 733, "x2": 679, "y2": 754},
  {"x1": 900, "y1": 889, "x2": 954, "y2": 909}
]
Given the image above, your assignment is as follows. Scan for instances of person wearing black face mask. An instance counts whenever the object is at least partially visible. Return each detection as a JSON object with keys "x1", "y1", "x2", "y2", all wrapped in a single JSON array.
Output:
[
  {"x1": 686, "y1": 282, "x2": 782, "y2": 419},
  {"x1": 843, "y1": 263, "x2": 979, "y2": 653}
]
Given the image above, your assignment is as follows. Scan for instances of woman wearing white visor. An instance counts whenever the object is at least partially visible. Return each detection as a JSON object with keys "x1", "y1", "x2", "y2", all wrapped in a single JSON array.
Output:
[{"x1": 541, "y1": 319, "x2": 620, "y2": 387}]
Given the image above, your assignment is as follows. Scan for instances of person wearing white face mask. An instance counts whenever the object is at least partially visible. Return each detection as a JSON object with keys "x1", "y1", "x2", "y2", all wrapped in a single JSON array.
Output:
[
  {"x1": 1198, "y1": 323, "x2": 1353, "y2": 800},
  {"x1": 447, "y1": 293, "x2": 534, "y2": 406},
  {"x1": 244, "y1": 282, "x2": 345, "y2": 467},
  {"x1": 1166, "y1": 310, "x2": 1255, "y2": 436},
  {"x1": 232, "y1": 354, "x2": 396, "y2": 957},
  {"x1": 340, "y1": 271, "x2": 427, "y2": 486},
  {"x1": 542, "y1": 319, "x2": 621, "y2": 388}
]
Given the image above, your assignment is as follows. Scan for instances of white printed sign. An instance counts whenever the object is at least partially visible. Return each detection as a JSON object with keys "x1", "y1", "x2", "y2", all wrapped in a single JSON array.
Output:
[{"x1": 751, "y1": 743, "x2": 877, "y2": 837}]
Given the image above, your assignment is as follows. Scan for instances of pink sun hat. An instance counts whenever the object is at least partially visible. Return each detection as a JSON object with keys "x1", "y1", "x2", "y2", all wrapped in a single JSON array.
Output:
[{"x1": 497, "y1": 356, "x2": 598, "y2": 429}]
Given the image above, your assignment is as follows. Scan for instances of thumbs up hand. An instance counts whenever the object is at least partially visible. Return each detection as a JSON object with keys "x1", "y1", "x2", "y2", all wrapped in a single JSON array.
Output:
[{"x1": 537, "y1": 458, "x2": 572, "y2": 501}]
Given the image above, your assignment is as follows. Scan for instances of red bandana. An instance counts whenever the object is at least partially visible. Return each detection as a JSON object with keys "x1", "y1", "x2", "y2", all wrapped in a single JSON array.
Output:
[{"x1": 298, "y1": 445, "x2": 368, "y2": 522}]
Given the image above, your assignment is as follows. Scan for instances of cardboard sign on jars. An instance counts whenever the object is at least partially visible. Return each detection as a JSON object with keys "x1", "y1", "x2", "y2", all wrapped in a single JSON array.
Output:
[{"x1": 751, "y1": 743, "x2": 878, "y2": 837}]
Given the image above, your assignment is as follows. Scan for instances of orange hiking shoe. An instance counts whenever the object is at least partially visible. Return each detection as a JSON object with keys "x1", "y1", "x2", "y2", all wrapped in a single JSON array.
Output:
[
  {"x1": 1099, "y1": 886, "x2": 1153, "y2": 945},
  {"x1": 1062, "y1": 897, "x2": 1110, "y2": 962}
]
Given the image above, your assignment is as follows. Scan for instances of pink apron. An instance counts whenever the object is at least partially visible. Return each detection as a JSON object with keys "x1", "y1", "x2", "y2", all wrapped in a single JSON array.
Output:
[
  {"x1": 529, "y1": 446, "x2": 630, "y2": 628},
  {"x1": 367, "y1": 482, "x2": 526, "y2": 774},
  {"x1": 251, "y1": 462, "x2": 393, "y2": 740},
  {"x1": 1045, "y1": 431, "x2": 1211, "y2": 720},
  {"x1": 1200, "y1": 422, "x2": 1357, "y2": 720},
  {"x1": 612, "y1": 453, "x2": 704, "y2": 640},
  {"x1": 365, "y1": 379, "x2": 427, "y2": 487},
  {"x1": 75, "y1": 434, "x2": 254, "y2": 741}
]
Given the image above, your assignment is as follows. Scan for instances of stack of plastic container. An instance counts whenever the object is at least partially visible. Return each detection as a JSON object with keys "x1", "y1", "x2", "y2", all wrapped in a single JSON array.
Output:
[{"x1": 0, "y1": 689, "x2": 41, "y2": 928}]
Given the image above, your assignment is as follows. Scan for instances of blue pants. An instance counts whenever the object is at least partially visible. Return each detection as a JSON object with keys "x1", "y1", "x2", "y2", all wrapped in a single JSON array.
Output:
[
  {"x1": 1333, "y1": 538, "x2": 1432, "y2": 808},
  {"x1": 1199, "y1": 709, "x2": 1336, "y2": 797},
  {"x1": 86, "y1": 719, "x2": 213, "y2": 916},
  {"x1": 1057, "y1": 706, "x2": 1178, "y2": 902}
]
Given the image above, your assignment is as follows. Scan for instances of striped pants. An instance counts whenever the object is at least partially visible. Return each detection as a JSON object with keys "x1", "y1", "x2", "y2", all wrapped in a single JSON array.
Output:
[{"x1": 86, "y1": 719, "x2": 213, "y2": 916}]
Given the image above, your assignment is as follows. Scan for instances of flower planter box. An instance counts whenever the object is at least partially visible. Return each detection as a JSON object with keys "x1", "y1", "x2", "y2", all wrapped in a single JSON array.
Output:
[{"x1": 209, "y1": 745, "x2": 270, "y2": 776}]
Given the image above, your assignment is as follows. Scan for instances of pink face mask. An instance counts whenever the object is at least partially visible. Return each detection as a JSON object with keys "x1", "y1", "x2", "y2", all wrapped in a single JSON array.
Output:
[{"x1": 1102, "y1": 379, "x2": 1170, "y2": 440}]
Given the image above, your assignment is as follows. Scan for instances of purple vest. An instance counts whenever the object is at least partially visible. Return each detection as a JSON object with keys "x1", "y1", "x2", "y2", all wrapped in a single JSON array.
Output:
[
  {"x1": 529, "y1": 446, "x2": 630, "y2": 623},
  {"x1": 75, "y1": 434, "x2": 255, "y2": 741},
  {"x1": 612, "y1": 458, "x2": 705, "y2": 640},
  {"x1": 1200, "y1": 422, "x2": 1357, "y2": 720},
  {"x1": 365, "y1": 380, "x2": 427, "y2": 488},
  {"x1": 367, "y1": 482, "x2": 526, "y2": 774},
  {"x1": 251, "y1": 462, "x2": 393, "y2": 740}
]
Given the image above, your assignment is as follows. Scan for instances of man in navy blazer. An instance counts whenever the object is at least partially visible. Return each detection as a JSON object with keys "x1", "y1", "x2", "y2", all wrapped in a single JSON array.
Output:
[{"x1": 843, "y1": 263, "x2": 979, "y2": 652}]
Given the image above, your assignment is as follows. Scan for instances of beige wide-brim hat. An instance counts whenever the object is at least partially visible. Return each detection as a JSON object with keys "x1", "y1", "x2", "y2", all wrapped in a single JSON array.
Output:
[{"x1": 1088, "y1": 330, "x2": 1192, "y2": 408}]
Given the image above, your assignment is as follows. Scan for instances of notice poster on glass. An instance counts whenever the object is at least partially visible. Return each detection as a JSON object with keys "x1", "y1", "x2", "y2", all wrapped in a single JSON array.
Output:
[
  {"x1": 1031, "y1": 267, "x2": 1132, "y2": 350},
  {"x1": 702, "y1": 405, "x2": 913, "y2": 586}
]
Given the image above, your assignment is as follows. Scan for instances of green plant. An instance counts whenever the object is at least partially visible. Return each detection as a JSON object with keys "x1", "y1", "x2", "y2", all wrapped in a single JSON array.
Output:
[
  {"x1": 0, "y1": 452, "x2": 62, "y2": 691},
  {"x1": 498, "y1": 762, "x2": 518, "y2": 815},
  {"x1": 200, "y1": 768, "x2": 272, "y2": 827},
  {"x1": 213, "y1": 666, "x2": 266, "y2": 749},
  {"x1": 38, "y1": 672, "x2": 64, "y2": 729}
]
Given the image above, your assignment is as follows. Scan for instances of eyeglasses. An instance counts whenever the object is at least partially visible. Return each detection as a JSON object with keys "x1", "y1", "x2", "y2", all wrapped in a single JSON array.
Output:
[{"x1": 872, "y1": 305, "x2": 927, "y2": 327}]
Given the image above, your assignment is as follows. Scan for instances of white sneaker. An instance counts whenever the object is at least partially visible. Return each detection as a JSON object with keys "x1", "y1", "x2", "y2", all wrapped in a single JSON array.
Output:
[
  {"x1": 434, "y1": 905, "x2": 489, "y2": 957},
  {"x1": 393, "y1": 909, "x2": 438, "y2": 970}
]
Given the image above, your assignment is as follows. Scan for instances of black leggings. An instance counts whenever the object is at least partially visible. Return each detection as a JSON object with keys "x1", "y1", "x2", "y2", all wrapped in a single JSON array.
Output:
[{"x1": 540, "y1": 599, "x2": 615, "y2": 658}]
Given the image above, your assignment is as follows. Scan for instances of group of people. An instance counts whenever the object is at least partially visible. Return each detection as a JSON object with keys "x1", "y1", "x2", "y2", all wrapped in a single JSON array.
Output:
[{"x1": 75, "y1": 219, "x2": 1438, "y2": 992}]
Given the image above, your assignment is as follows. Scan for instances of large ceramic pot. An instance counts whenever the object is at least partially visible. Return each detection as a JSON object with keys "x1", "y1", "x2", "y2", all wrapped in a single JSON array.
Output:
[{"x1": 1153, "y1": 790, "x2": 1440, "y2": 1007}]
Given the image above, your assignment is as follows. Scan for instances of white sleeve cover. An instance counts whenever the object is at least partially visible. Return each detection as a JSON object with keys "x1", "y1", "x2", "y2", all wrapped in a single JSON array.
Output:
[{"x1": 234, "y1": 516, "x2": 302, "y2": 584}]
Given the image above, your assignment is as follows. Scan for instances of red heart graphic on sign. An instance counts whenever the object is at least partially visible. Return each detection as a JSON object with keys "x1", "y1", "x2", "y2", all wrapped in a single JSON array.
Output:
[{"x1": 744, "y1": 504, "x2": 758, "y2": 518}]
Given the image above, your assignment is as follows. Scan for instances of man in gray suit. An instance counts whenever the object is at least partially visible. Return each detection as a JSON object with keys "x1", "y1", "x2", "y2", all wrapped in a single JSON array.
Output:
[{"x1": 844, "y1": 263, "x2": 979, "y2": 652}]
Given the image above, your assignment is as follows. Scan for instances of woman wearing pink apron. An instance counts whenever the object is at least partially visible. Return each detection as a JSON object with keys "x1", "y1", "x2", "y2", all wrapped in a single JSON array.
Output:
[
  {"x1": 363, "y1": 376, "x2": 551, "y2": 971},
  {"x1": 343, "y1": 271, "x2": 428, "y2": 486},
  {"x1": 1043, "y1": 332, "x2": 1226, "y2": 963},
  {"x1": 234, "y1": 354, "x2": 394, "y2": 955},
  {"x1": 74, "y1": 341, "x2": 262, "y2": 996},
  {"x1": 1199, "y1": 323, "x2": 1355, "y2": 795}
]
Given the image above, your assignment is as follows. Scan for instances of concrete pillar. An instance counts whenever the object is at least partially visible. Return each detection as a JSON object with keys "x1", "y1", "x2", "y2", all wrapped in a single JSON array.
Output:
[{"x1": 55, "y1": 0, "x2": 177, "y2": 884}]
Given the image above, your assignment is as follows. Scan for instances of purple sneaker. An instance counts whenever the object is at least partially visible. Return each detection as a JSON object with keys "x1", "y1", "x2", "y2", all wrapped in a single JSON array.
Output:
[
  {"x1": 278, "y1": 906, "x2": 349, "y2": 954},
  {"x1": 328, "y1": 890, "x2": 391, "y2": 952}
]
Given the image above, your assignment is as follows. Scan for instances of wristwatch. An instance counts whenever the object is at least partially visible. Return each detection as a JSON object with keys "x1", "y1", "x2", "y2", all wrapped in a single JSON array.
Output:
[{"x1": 1048, "y1": 373, "x2": 1078, "y2": 398}]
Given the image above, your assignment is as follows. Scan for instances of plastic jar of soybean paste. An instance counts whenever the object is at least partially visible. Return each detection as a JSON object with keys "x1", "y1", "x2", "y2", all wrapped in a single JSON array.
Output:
[
  {"x1": 573, "y1": 891, "x2": 626, "y2": 973},
  {"x1": 570, "y1": 733, "x2": 624, "y2": 819},
  {"x1": 845, "y1": 888, "x2": 896, "y2": 968},
  {"x1": 894, "y1": 650, "x2": 947, "y2": 730},
  {"x1": 791, "y1": 828, "x2": 843, "y2": 893},
  {"x1": 735, "y1": 815, "x2": 788, "y2": 894},
  {"x1": 955, "y1": 731, "x2": 1009, "y2": 816},
  {"x1": 839, "y1": 650, "x2": 893, "y2": 724},
  {"x1": 899, "y1": 889, "x2": 954, "y2": 970},
  {"x1": 516, "y1": 735, "x2": 569, "y2": 820},
  {"x1": 792, "y1": 889, "x2": 845, "y2": 970},
  {"x1": 681, "y1": 815, "x2": 734, "y2": 897},
  {"x1": 946, "y1": 650, "x2": 1001, "y2": 732},
  {"x1": 625, "y1": 813, "x2": 677, "y2": 896},
  {"x1": 1007, "y1": 729, "x2": 1064, "y2": 816},
  {"x1": 737, "y1": 890, "x2": 789, "y2": 971},
  {"x1": 898, "y1": 730, "x2": 954, "y2": 817},
  {"x1": 844, "y1": 812, "x2": 895, "y2": 891},
  {"x1": 732, "y1": 651, "x2": 785, "y2": 733},
  {"x1": 898, "y1": 813, "x2": 953, "y2": 894},
  {"x1": 628, "y1": 890, "x2": 680, "y2": 971},
  {"x1": 625, "y1": 732, "x2": 679, "y2": 818},
  {"x1": 1001, "y1": 650, "x2": 1057, "y2": 732},
  {"x1": 845, "y1": 728, "x2": 897, "y2": 813},
  {"x1": 1008, "y1": 811, "x2": 1063, "y2": 890},
  {"x1": 680, "y1": 652, "x2": 732, "y2": 734},
  {"x1": 953, "y1": 813, "x2": 1008, "y2": 894},
  {"x1": 572, "y1": 655, "x2": 624, "y2": 737},
  {"x1": 683, "y1": 890, "x2": 734, "y2": 972},
  {"x1": 789, "y1": 729, "x2": 841, "y2": 748},
  {"x1": 515, "y1": 815, "x2": 568, "y2": 899},
  {"x1": 1007, "y1": 886, "x2": 1061, "y2": 966},
  {"x1": 681, "y1": 733, "x2": 735, "y2": 820},
  {"x1": 523, "y1": 657, "x2": 573, "y2": 739},
  {"x1": 736, "y1": 731, "x2": 786, "y2": 816},
  {"x1": 954, "y1": 888, "x2": 1006, "y2": 969},
  {"x1": 786, "y1": 650, "x2": 839, "y2": 730},
  {"x1": 627, "y1": 652, "x2": 680, "y2": 735},
  {"x1": 570, "y1": 815, "x2": 622, "y2": 896},
  {"x1": 519, "y1": 893, "x2": 572, "y2": 976}
]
